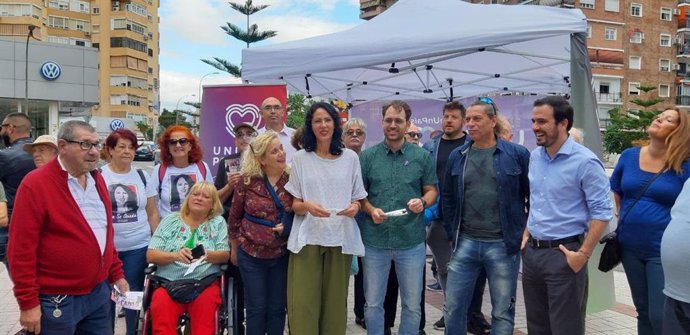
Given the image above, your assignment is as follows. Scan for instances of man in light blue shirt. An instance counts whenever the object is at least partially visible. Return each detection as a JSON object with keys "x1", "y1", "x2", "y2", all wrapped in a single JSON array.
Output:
[{"x1": 521, "y1": 96, "x2": 612, "y2": 335}]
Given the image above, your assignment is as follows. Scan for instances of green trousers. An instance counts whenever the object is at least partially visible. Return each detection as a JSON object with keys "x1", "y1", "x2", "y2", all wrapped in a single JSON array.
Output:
[{"x1": 287, "y1": 245, "x2": 352, "y2": 335}]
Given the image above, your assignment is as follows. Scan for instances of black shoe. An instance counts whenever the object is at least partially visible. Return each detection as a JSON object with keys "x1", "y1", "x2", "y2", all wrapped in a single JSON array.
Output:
[
  {"x1": 426, "y1": 281, "x2": 442, "y2": 292},
  {"x1": 467, "y1": 312, "x2": 491, "y2": 335},
  {"x1": 419, "y1": 330, "x2": 426, "y2": 335},
  {"x1": 355, "y1": 317, "x2": 366, "y2": 329},
  {"x1": 117, "y1": 308, "x2": 126, "y2": 318},
  {"x1": 384, "y1": 327, "x2": 392, "y2": 335},
  {"x1": 433, "y1": 316, "x2": 445, "y2": 330}
]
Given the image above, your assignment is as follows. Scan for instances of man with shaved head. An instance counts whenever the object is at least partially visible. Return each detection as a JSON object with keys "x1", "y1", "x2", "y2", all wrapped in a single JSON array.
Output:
[
  {"x1": 0, "y1": 112, "x2": 35, "y2": 272},
  {"x1": 258, "y1": 96, "x2": 296, "y2": 164}
]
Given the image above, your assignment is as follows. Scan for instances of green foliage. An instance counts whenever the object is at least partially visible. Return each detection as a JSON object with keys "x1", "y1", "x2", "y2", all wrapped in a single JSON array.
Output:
[
  {"x1": 602, "y1": 85, "x2": 663, "y2": 154},
  {"x1": 158, "y1": 109, "x2": 192, "y2": 131},
  {"x1": 202, "y1": 0, "x2": 275, "y2": 76},
  {"x1": 285, "y1": 94, "x2": 314, "y2": 129},
  {"x1": 135, "y1": 121, "x2": 153, "y2": 141}
]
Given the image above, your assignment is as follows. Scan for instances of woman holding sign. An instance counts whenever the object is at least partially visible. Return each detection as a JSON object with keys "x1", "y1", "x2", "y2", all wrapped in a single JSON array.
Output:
[
  {"x1": 101, "y1": 129, "x2": 160, "y2": 335},
  {"x1": 285, "y1": 102, "x2": 367, "y2": 334}
]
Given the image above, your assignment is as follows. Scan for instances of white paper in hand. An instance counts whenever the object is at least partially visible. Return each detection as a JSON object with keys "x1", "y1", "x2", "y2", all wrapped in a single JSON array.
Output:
[{"x1": 183, "y1": 257, "x2": 207, "y2": 276}]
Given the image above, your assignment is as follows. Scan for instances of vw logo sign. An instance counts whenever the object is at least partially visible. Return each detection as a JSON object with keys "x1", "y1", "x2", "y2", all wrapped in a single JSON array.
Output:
[
  {"x1": 39, "y1": 61, "x2": 61, "y2": 81},
  {"x1": 110, "y1": 119, "x2": 125, "y2": 131}
]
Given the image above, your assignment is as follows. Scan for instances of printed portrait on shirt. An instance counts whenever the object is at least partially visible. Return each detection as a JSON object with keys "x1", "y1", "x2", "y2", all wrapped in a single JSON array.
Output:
[
  {"x1": 170, "y1": 173, "x2": 197, "y2": 211},
  {"x1": 109, "y1": 183, "x2": 138, "y2": 223}
]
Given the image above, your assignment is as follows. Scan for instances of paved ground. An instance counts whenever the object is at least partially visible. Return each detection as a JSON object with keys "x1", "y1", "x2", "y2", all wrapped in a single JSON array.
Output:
[{"x1": 0, "y1": 259, "x2": 638, "y2": 335}]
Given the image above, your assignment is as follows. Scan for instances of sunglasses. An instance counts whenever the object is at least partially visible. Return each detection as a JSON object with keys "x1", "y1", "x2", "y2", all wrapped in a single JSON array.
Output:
[
  {"x1": 406, "y1": 132, "x2": 423, "y2": 139},
  {"x1": 166, "y1": 138, "x2": 190, "y2": 146},
  {"x1": 478, "y1": 97, "x2": 499, "y2": 115},
  {"x1": 345, "y1": 130, "x2": 365, "y2": 137}
]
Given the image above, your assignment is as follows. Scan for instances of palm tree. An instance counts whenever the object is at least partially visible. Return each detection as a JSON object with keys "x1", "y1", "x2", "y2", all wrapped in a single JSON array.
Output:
[{"x1": 200, "y1": 0, "x2": 276, "y2": 77}]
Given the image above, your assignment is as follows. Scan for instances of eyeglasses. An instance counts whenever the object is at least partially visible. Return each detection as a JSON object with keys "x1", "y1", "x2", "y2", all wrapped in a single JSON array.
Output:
[
  {"x1": 166, "y1": 138, "x2": 190, "y2": 146},
  {"x1": 262, "y1": 105, "x2": 283, "y2": 112},
  {"x1": 406, "y1": 132, "x2": 423, "y2": 139},
  {"x1": 236, "y1": 130, "x2": 257, "y2": 138},
  {"x1": 478, "y1": 97, "x2": 498, "y2": 116},
  {"x1": 0, "y1": 123, "x2": 14, "y2": 129},
  {"x1": 345, "y1": 130, "x2": 365, "y2": 137},
  {"x1": 66, "y1": 140, "x2": 102, "y2": 151}
]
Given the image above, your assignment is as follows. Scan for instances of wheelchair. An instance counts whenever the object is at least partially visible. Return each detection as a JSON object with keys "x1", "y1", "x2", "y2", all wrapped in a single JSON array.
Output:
[{"x1": 135, "y1": 264, "x2": 241, "y2": 335}]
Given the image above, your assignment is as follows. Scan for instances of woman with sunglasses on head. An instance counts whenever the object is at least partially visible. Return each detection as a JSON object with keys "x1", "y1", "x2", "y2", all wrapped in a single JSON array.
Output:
[
  {"x1": 101, "y1": 129, "x2": 160, "y2": 335},
  {"x1": 285, "y1": 102, "x2": 367, "y2": 334},
  {"x1": 228, "y1": 131, "x2": 292, "y2": 335},
  {"x1": 152, "y1": 125, "x2": 213, "y2": 219},
  {"x1": 610, "y1": 108, "x2": 690, "y2": 335}
]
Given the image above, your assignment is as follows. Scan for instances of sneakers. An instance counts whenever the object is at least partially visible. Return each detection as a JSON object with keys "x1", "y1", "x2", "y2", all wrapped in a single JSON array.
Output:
[
  {"x1": 433, "y1": 316, "x2": 445, "y2": 330},
  {"x1": 355, "y1": 317, "x2": 366, "y2": 329},
  {"x1": 426, "y1": 281, "x2": 442, "y2": 292}
]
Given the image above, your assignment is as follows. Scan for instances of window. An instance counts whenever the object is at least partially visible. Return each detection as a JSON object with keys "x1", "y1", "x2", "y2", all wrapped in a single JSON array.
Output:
[
  {"x1": 78, "y1": 1, "x2": 88, "y2": 13},
  {"x1": 92, "y1": 7, "x2": 99, "y2": 14},
  {"x1": 660, "y1": 59, "x2": 671, "y2": 72},
  {"x1": 125, "y1": 3, "x2": 146, "y2": 16},
  {"x1": 47, "y1": 36, "x2": 69, "y2": 44},
  {"x1": 587, "y1": 24, "x2": 592, "y2": 38},
  {"x1": 629, "y1": 56, "x2": 641, "y2": 69},
  {"x1": 48, "y1": 16, "x2": 68, "y2": 29},
  {"x1": 660, "y1": 34, "x2": 672, "y2": 47},
  {"x1": 110, "y1": 37, "x2": 147, "y2": 53},
  {"x1": 580, "y1": 0, "x2": 594, "y2": 9},
  {"x1": 630, "y1": 31, "x2": 643, "y2": 44},
  {"x1": 605, "y1": 0, "x2": 619, "y2": 12},
  {"x1": 660, "y1": 8, "x2": 672, "y2": 21},
  {"x1": 599, "y1": 83, "x2": 610, "y2": 94},
  {"x1": 631, "y1": 3, "x2": 642, "y2": 17},
  {"x1": 629, "y1": 82, "x2": 640, "y2": 95},
  {"x1": 75, "y1": 40, "x2": 85, "y2": 46},
  {"x1": 49, "y1": 0, "x2": 68, "y2": 10},
  {"x1": 0, "y1": 3, "x2": 38, "y2": 17},
  {"x1": 659, "y1": 84, "x2": 670, "y2": 98},
  {"x1": 605, "y1": 28, "x2": 617, "y2": 40}
]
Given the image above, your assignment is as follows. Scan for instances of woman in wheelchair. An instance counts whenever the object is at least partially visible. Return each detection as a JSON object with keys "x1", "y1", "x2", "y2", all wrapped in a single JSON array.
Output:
[{"x1": 146, "y1": 181, "x2": 230, "y2": 334}]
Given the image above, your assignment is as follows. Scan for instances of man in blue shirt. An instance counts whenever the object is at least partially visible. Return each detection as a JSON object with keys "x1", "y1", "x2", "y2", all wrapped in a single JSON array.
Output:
[
  {"x1": 0, "y1": 113, "x2": 36, "y2": 271},
  {"x1": 441, "y1": 100, "x2": 530, "y2": 334},
  {"x1": 522, "y1": 96, "x2": 613, "y2": 335}
]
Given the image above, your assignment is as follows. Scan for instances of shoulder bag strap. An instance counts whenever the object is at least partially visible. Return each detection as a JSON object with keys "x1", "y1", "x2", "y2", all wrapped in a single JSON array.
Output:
[
  {"x1": 617, "y1": 169, "x2": 665, "y2": 231},
  {"x1": 263, "y1": 174, "x2": 284, "y2": 213}
]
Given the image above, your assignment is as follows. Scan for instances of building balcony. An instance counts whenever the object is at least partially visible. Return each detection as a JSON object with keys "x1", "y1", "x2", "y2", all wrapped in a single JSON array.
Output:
[
  {"x1": 676, "y1": 95, "x2": 690, "y2": 106},
  {"x1": 595, "y1": 92, "x2": 623, "y2": 103}
]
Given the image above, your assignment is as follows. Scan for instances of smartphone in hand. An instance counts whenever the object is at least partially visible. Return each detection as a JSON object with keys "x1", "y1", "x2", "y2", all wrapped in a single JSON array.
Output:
[{"x1": 191, "y1": 244, "x2": 205, "y2": 259}]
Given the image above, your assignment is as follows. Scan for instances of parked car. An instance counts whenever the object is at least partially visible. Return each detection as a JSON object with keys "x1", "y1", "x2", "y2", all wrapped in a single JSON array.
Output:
[{"x1": 135, "y1": 145, "x2": 155, "y2": 161}]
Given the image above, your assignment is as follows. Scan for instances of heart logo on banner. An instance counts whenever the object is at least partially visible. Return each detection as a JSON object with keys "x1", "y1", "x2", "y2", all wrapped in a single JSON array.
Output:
[{"x1": 225, "y1": 104, "x2": 262, "y2": 137}]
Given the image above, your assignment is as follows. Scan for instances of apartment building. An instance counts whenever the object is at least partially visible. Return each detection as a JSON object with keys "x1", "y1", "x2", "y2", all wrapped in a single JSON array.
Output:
[
  {"x1": 359, "y1": 0, "x2": 679, "y2": 129},
  {"x1": 0, "y1": 0, "x2": 160, "y2": 129}
]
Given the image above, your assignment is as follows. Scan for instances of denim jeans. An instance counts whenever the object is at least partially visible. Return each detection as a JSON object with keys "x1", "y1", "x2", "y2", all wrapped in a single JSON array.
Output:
[
  {"x1": 115, "y1": 246, "x2": 148, "y2": 335},
  {"x1": 363, "y1": 243, "x2": 425, "y2": 335},
  {"x1": 0, "y1": 226, "x2": 8, "y2": 274},
  {"x1": 238, "y1": 247, "x2": 288, "y2": 335},
  {"x1": 621, "y1": 249, "x2": 665, "y2": 335},
  {"x1": 444, "y1": 238, "x2": 519, "y2": 335},
  {"x1": 39, "y1": 281, "x2": 113, "y2": 335}
]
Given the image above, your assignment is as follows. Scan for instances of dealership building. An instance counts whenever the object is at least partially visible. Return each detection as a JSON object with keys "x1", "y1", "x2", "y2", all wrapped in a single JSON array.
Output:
[{"x1": 0, "y1": 37, "x2": 98, "y2": 136}]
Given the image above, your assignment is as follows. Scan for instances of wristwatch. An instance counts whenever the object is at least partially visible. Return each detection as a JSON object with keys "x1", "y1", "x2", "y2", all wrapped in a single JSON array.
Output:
[{"x1": 420, "y1": 198, "x2": 427, "y2": 208}]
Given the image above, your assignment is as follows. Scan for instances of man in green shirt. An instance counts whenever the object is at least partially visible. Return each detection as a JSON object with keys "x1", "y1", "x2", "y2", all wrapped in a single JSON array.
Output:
[{"x1": 360, "y1": 100, "x2": 437, "y2": 335}]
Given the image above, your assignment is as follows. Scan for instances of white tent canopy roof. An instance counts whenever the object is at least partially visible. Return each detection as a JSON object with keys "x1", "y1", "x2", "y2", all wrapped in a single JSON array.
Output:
[{"x1": 241, "y1": 0, "x2": 588, "y2": 104}]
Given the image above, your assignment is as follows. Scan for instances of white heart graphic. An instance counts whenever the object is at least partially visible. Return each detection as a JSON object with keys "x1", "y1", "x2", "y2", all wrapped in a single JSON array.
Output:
[{"x1": 225, "y1": 104, "x2": 262, "y2": 137}]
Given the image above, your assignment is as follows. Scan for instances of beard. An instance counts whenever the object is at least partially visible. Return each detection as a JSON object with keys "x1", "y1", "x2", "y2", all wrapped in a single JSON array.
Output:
[{"x1": 1, "y1": 133, "x2": 11, "y2": 147}]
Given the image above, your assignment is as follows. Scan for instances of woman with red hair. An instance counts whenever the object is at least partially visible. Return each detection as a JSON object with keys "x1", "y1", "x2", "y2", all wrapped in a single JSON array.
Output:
[{"x1": 152, "y1": 125, "x2": 213, "y2": 218}]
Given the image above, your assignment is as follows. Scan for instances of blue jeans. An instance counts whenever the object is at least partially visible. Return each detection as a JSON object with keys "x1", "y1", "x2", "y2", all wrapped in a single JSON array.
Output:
[
  {"x1": 445, "y1": 238, "x2": 518, "y2": 335},
  {"x1": 39, "y1": 281, "x2": 113, "y2": 335},
  {"x1": 238, "y1": 247, "x2": 288, "y2": 335},
  {"x1": 0, "y1": 226, "x2": 8, "y2": 274},
  {"x1": 113, "y1": 246, "x2": 148, "y2": 335},
  {"x1": 363, "y1": 243, "x2": 425, "y2": 335},
  {"x1": 621, "y1": 249, "x2": 665, "y2": 335}
]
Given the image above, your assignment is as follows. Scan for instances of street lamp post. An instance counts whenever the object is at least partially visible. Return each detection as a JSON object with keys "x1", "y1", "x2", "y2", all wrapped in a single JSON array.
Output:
[
  {"x1": 175, "y1": 94, "x2": 196, "y2": 125},
  {"x1": 197, "y1": 72, "x2": 219, "y2": 128},
  {"x1": 24, "y1": 24, "x2": 37, "y2": 115}
]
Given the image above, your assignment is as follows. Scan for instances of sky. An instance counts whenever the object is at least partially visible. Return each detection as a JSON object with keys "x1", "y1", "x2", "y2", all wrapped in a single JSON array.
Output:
[{"x1": 158, "y1": 0, "x2": 362, "y2": 112}]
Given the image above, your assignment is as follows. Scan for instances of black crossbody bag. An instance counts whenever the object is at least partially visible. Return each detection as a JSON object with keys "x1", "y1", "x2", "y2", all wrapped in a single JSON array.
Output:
[
  {"x1": 154, "y1": 271, "x2": 222, "y2": 304},
  {"x1": 598, "y1": 169, "x2": 664, "y2": 272}
]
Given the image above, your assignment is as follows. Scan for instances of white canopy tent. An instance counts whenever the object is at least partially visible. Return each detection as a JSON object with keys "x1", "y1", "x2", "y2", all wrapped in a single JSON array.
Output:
[{"x1": 242, "y1": 0, "x2": 602, "y2": 155}]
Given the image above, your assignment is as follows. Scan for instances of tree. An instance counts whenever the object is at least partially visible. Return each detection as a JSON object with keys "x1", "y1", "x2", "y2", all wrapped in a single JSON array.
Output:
[
  {"x1": 602, "y1": 85, "x2": 664, "y2": 155},
  {"x1": 200, "y1": 0, "x2": 276, "y2": 77},
  {"x1": 158, "y1": 108, "x2": 192, "y2": 130},
  {"x1": 135, "y1": 121, "x2": 153, "y2": 141},
  {"x1": 285, "y1": 94, "x2": 314, "y2": 129}
]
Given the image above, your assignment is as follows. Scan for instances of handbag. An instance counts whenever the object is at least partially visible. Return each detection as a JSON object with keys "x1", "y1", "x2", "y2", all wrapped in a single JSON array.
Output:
[
  {"x1": 155, "y1": 272, "x2": 221, "y2": 304},
  {"x1": 598, "y1": 169, "x2": 664, "y2": 272}
]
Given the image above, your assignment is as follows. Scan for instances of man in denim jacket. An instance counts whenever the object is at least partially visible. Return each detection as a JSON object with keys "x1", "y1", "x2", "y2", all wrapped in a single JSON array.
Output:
[{"x1": 441, "y1": 100, "x2": 530, "y2": 335}]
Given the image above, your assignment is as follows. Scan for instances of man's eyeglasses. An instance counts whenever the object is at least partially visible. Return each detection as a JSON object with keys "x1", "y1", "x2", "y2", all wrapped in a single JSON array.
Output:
[
  {"x1": 406, "y1": 132, "x2": 423, "y2": 139},
  {"x1": 66, "y1": 140, "x2": 102, "y2": 151},
  {"x1": 262, "y1": 105, "x2": 283, "y2": 112},
  {"x1": 166, "y1": 138, "x2": 190, "y2": 146},
  {"x1": 0, "y1": 123, "x2": 14, "y2": 129},
  {"x1": 478, "y1": 97, "x2": 498, "y2": 116},
  {"x1": 345, "y1": 130, "x2": 365, "y2": 137},
  {"x1": 236, "y1": 131, "x2": 257, "y2": 138}
]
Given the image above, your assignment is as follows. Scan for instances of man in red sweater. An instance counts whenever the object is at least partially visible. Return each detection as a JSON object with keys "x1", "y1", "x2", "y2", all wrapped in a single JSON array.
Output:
[{"x1": 8, "y1": 120, "x2": 128, "y2": 335}]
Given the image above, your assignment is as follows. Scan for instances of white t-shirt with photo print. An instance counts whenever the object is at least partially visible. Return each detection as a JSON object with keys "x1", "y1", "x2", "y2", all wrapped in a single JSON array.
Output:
[
  {"x1": 151, "y1": 162, "x2": 213, "y2": 219},
  {"x1": 101, "y1": 165, "x2": 157, "y2": 251}
]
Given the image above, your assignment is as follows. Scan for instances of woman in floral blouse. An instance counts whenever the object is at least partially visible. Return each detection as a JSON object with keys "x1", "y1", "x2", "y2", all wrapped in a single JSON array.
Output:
[{"x1": 228, "y1": 131, "x2": 292, "y2": 335}]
